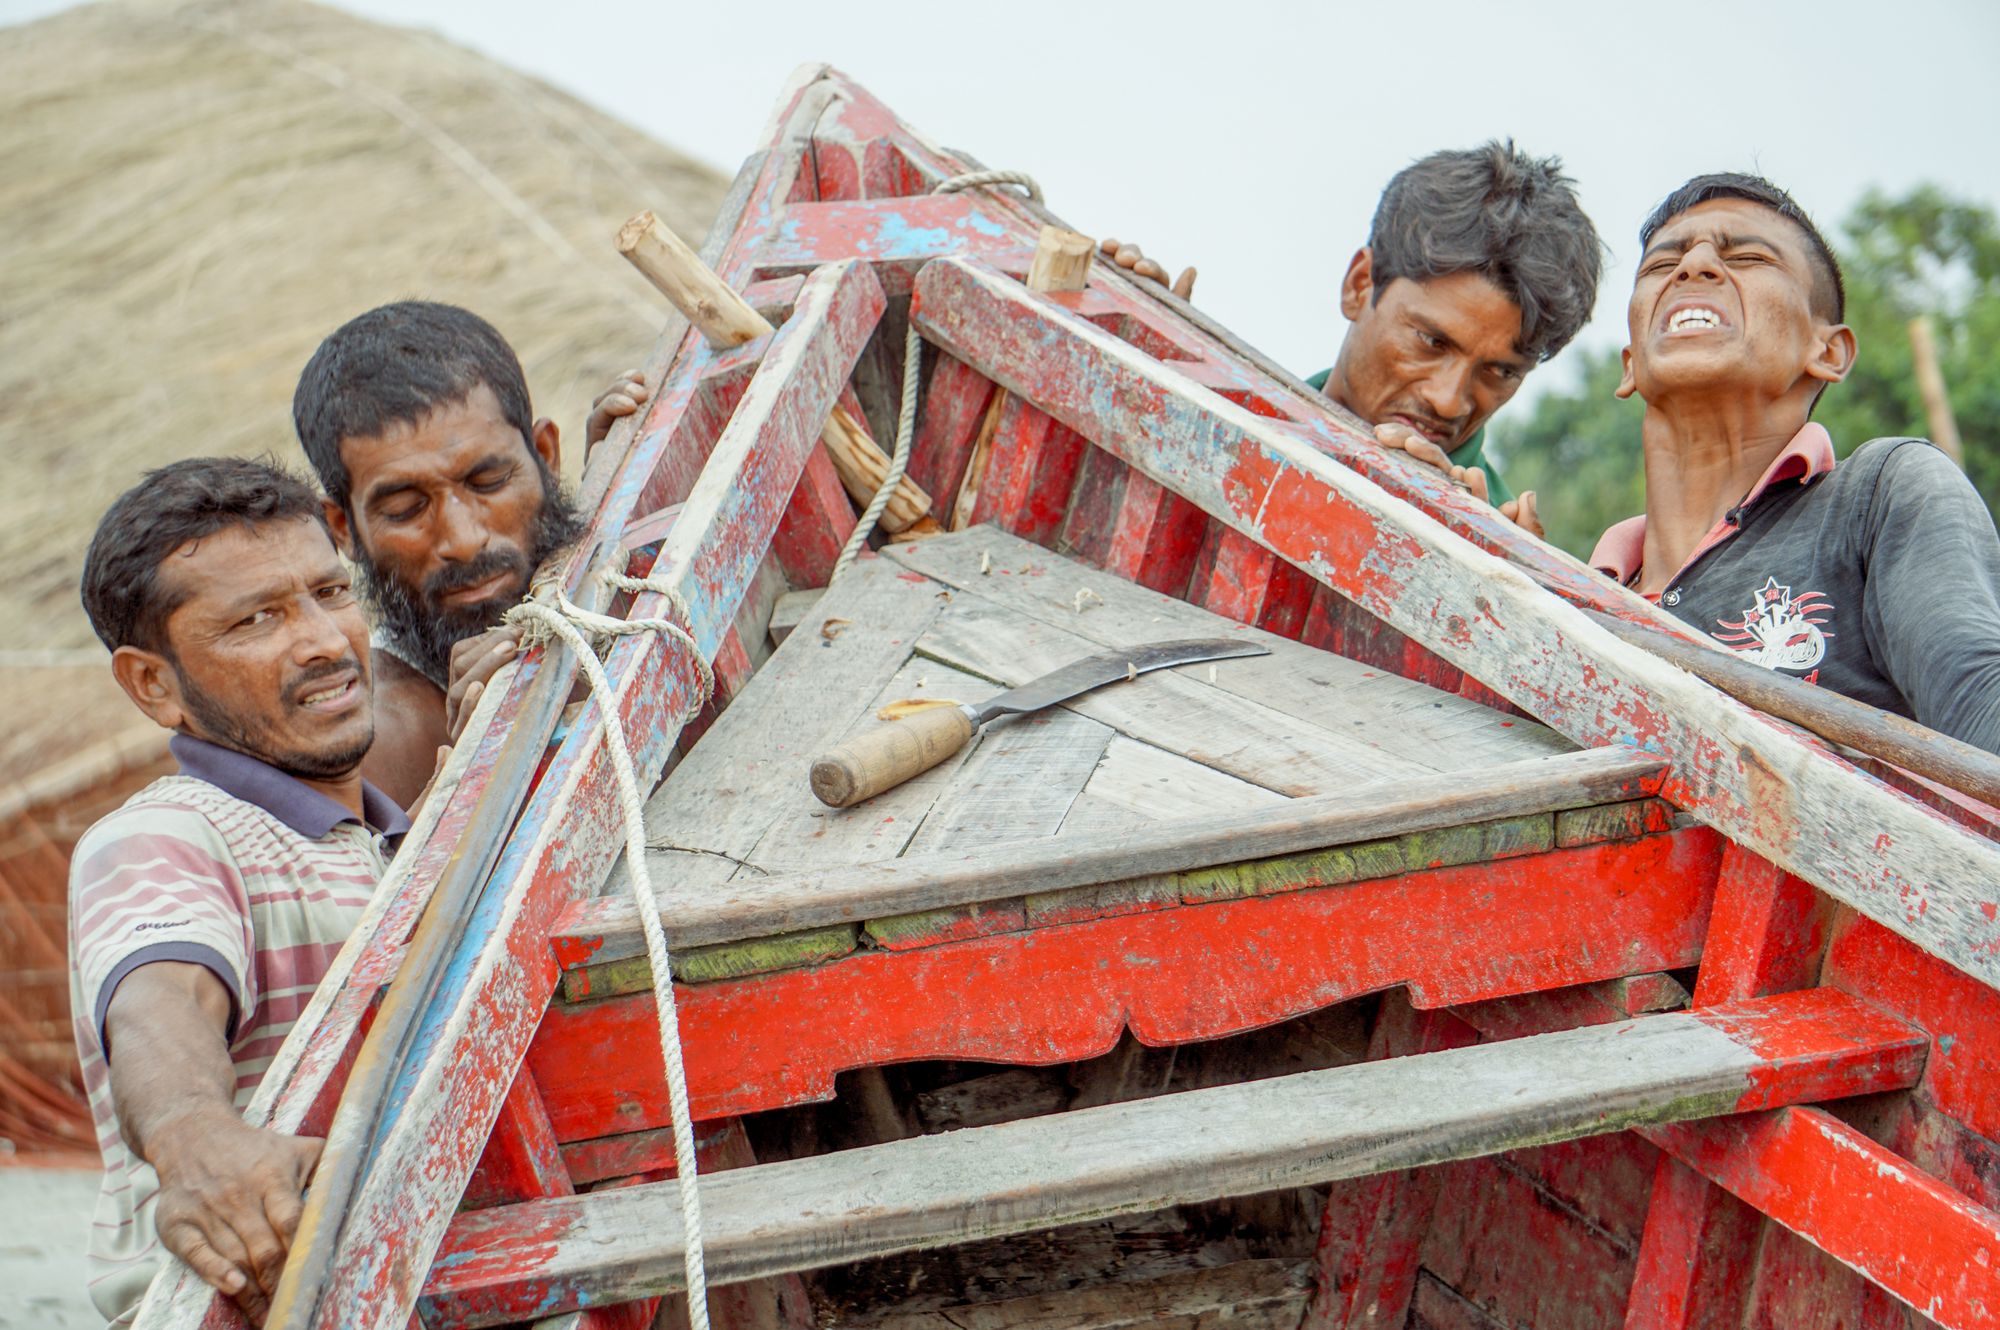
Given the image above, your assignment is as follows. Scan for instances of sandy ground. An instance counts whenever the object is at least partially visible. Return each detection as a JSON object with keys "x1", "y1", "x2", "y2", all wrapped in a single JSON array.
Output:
[{"x1": 0, "y1": 1162, "x2": 103, "y2": 1327}]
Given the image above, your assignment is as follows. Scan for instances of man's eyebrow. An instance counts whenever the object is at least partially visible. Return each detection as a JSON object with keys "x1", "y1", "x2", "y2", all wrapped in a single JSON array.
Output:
[{"x1": 1407, "y1": 314, "x2": 1460, "y2": 351}]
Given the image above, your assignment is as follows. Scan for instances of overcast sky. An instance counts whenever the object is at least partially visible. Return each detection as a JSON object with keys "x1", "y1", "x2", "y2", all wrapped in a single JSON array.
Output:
[{"x1": 12, "y1": 0, "x2": 2000, "y2": 398}]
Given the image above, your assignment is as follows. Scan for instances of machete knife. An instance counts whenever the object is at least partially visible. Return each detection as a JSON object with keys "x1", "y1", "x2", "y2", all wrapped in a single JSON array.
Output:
[{"x1": 809, "y1": 637, "x2": 1270, "y2": 808}]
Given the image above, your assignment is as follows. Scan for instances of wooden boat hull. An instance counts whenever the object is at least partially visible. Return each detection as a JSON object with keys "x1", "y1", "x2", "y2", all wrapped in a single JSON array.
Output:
[{"x1": 135, "y1": 65, "x2": 2000, "y2": 1330}]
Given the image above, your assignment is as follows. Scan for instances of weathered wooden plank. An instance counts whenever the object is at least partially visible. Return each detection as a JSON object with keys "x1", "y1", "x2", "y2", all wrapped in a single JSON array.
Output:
[
  {"x1": 292, "y1": 257, "x2": 889, "y2": 1329},
  {"x1": 1070, "y1": 733, "x2": 1280, "y2": 824},
  {"x1": 531, "y1": 824, "x2": 1724, "y2": 1133},
  {"x1": 424, "y1": 991, "x2": 1922, "y2": 1326},
  {"x1": 1644, "y1": 1108, "x2": 2000, "y2": 1330},
  {"x1": 554, "y1": 747, "x2": 1663, "y2": 967},
  {"x1": 738, "y1": 655, "x2": 1002, "y2": 866},
  {"x1": 910, "y1": 255, "x2": 2000, "y2": 991},
  {"x1": 917, "y1": 598, "x2": 1441, "y2": 795},
  {"x1": 884, "y1": 530, "x2": 1570, "y2": 775}
]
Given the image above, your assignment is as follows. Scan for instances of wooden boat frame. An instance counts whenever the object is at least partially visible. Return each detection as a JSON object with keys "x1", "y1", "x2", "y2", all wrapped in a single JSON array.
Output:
[{"x1": 135, "y1": 64, "x2": 2000, "y2": 1330}]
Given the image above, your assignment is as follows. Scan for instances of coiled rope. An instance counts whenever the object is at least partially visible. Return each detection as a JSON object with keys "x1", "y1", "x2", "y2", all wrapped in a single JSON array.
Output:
[{"x1": 831, "y1": 169, "x2": 1043, "y2": 580}]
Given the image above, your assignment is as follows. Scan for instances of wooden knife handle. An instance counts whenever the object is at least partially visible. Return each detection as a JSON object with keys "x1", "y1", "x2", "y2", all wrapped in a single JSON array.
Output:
[{"x1": 810, "y1": 706, "x2": 976, "y2": 808}]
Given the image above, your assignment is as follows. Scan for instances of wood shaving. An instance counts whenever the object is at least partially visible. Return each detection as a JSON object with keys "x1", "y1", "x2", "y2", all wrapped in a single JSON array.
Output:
[
  {"x1": 1073, "y1": 587, "x2": 1103, "y2": 613},
  {"x1": 877, "y1": 697, "x2": 964, "y2": 721},
  {"x1": 1124, "y1": 661, "x2": 1137, "y2": 681},
  {"x1": 979, "y1": 550, "x2": 992, "y2": 575},
  {"x1": 819, "y1": 617, "x2": 852, "y2": 641}
]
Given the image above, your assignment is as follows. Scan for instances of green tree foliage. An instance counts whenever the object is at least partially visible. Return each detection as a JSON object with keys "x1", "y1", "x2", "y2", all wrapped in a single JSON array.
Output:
[{"x1": 1491, "y1": 185, "x2": 2000, "y2": 558}]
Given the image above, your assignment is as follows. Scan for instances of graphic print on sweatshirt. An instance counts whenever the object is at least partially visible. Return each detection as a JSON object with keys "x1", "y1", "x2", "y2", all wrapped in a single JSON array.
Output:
[{"x1": 1712, "y1": 576, "x2": 1833, "y2": 675}]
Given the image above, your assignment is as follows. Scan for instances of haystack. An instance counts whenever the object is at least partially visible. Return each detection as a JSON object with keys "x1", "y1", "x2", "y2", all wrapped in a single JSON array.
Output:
[{"x1": 0, "y1": 0, "x2": 727, "y2": 1150}]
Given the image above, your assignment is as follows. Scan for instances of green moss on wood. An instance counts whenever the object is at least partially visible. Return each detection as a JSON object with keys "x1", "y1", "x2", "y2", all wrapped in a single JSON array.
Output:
[
  {"x1": 561, "y1": 924, "x2": 858, "y2": 1000},
  {"x1": 865, "y1": 901, "x2": 1028, "y2": 950}
]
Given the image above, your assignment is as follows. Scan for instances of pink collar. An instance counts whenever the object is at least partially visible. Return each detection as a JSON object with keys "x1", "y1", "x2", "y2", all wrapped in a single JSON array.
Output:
[{"x1": 1591, "y1": 422, "x2": 1837, "y2": 586}]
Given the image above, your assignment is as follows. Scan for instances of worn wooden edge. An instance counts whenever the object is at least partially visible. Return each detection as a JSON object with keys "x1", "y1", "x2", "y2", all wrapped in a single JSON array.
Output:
[
  {"x1": 909, "y1": 254, "x2": 2000, "y2": 994},
  {"x1": 548, "y1": 748, "x2": 1663, "y2": 972},
  {"x1": 418, "y1": 990, "x2": 1920, "y2": 1327}
]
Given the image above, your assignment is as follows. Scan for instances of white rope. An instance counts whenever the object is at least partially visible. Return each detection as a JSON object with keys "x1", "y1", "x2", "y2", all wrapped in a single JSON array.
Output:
[
  {"x1": 503, "y1": 571, "x2": 715, "y2": 1328},
  {"x1": 831, "y1": 169, "x2": 1044, "y2": 580}
]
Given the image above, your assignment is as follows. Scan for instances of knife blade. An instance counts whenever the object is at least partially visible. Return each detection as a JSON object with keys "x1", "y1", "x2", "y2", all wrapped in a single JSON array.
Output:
[{"x1": 809, "y1": 637, "x2": 1270, "y2": 808}]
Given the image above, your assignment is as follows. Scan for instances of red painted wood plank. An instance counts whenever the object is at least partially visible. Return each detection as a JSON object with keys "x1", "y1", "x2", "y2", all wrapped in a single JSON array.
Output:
[
  {"x1": 968, "y1": 397, "x2": 1090, "y2": 547},
  {"x1": 1190, "y1": 526, "x2": 1315, "y2": 638},
  {"x1": 771, "y1": 445, "x2": 853, "y2": 589},
  {"x1": 910, "y1": 254, "x2": 2000, "y2": 994},
  {"x1": 904, "y1": 348, "x2": 997, "y2": 507},
  {"x1": 528, "y1": 828, "x2": 1724, "y2": 1136},
  {"x1": 1101, "y1": 468, "x2": 1208, "y2": 595},
  {"x1": 1823, "y1": 910, "x2": 2000, "y2": 1141},
  {"x1": 1303, "y1": 991, "x2": 1478, "y2": 1329},
  {"x1": 1621, "y1": 1155, "x2": 1761, "y2": 1330},
  {"x1": 1693, "y1": 842, "x2": 1831, "y2": 1006},
  {"x1": 1646, "y1": 1108, "x2": 2000, "y2": 1329},
  {"x1": 464, "y1": 1070, "x2": 571, "y2": 1209}
]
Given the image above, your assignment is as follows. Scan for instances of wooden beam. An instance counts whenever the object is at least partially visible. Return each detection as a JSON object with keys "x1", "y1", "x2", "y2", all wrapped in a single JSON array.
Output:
[
  {"x1": 951, "y1": 225, "x2": 1093, "y2": 531},
  {"x1": 280, "y1": 258, "x2": 887, "y2": 1330},
  {"x1": 619, "y1": 209, "x2": 931, "y2": 532},
  {"x1": 550, "y1": 747, "x2": 1664, "y2": 967},
  {"x1": 422, "y1": 990, "x2": 1922, "y2": 1327},
  {"x1": 536, "y1": 827, "x2": 1724, "y2": 1135},
  {"x1": 1644, "y1": 1108, "x2": 2000, "y2": 1330},
  {"x1": 908, "y1": 254, "x2": 2000, "y2": 992}
]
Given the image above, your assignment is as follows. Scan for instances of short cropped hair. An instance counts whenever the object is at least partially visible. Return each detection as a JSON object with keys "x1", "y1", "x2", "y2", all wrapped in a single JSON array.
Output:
[
  {"x1": 293, "y1": 301, "x2": 534, "y2": 512},
  {"x1": 1369, "y1": 141, "x2": 1604, "y2": 362},
  {"x1": 81, "y1": 457, "x2": 328, "y2": 653},
  {"x1": 1638, "y1": 173, "x2": 1846, "y2": 324}
]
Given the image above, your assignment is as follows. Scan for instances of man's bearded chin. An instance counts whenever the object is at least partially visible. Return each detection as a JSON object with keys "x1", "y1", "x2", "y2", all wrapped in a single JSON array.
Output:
[
  {"x1": 177, "y1": 661, "x2": 375, "y2": 781},
  {"x1": 358, "y1": 480, "x2": 587, "y2": 687}
]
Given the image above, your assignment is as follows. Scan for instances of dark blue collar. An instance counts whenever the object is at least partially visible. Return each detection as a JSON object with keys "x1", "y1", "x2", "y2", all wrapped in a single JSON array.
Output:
[{"x1": 169, "y1": 735, "x2": 412, "y2": 844}]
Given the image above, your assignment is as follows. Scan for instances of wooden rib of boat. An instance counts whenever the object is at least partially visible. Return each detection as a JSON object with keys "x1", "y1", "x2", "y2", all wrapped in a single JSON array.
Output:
[{"x1": 137, "y1": 64, "x2": 2000, "y2": 1330}]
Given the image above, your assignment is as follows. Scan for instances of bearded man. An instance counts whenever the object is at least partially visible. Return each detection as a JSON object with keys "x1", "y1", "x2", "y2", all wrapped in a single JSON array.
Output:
[{"x1": 292, "y1": 302, "x2": 646, "y2": 806}]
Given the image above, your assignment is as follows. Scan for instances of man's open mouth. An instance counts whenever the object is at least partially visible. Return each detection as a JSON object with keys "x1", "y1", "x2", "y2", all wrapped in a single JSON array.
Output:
[
  {"x1": 296, "y1": 675, "x2": 361, "y2": 713},
  {"x1": 1663, "y1": 303, "x2": 1728, "y2": 335},
  {"x1": 1390, "y1": 414, "x2": 1453, "y2": 445}
]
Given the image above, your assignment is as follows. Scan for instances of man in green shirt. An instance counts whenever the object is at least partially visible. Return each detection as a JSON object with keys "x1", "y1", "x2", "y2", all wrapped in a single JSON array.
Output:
[{"x1": 1106, "y1": 141, "x2": 1602, "y2": 533}]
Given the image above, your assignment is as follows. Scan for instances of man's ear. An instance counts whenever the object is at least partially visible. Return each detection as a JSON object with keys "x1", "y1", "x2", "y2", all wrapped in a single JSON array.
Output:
[
  {"x1": 1338, "y1": 249, "x2": 1374, "y2": 323},
  {"x1": 530, "y1": 417, "x2": 562, "y2": 474},
  {"x1": 111, "y1": 645, "x2": 186, "y2": 732},
  {"x1": 322, "y1": 497, "x2": 356, "y2": 559},
  {"x1": 1615, "y1": 345, "x2": 1638, "y2": 400},
  {"x1": 1805, "y1": 323, "x2": 1858, "y2": 388}
]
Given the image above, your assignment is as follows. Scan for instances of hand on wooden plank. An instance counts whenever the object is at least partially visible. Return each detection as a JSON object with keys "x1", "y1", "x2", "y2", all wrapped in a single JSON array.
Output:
[
  {"x1": 444, "y1": 626, "x2": 522, "y2": 744},
  {"x1": 585, "y1": 368, "x2": 653, "y2": 450},
  {"x1": 1098, "y1": 237, "x2": 1196, "y2": 300},
  {"x1": 150, "y1": 1109, "x2": 323, "y2": 1325},
  {"x1": 1370, "y1": 420, "x2": 1544, "y2": 539}
]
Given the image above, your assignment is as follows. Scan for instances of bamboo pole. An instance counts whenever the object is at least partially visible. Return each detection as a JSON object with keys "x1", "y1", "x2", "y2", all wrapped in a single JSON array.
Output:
[
  {"x1": 1907, "y1": 315, "x2": 1964, "y2": 465},
  {"x1": 618, "y1": 211, "x2": 932, "y2": 531},
  {"x1": 950, "y1": 226, "x2": 1094, "y2": 530}
]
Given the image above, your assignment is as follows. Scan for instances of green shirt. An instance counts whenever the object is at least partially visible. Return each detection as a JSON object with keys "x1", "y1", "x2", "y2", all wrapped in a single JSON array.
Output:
[{"x1": 1303, "y1": 368, "x2": 1513, "y2": 505}]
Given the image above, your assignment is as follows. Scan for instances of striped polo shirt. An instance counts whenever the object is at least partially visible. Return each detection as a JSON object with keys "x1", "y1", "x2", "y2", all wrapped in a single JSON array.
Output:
[{"x1": 66, "y1": 734, "x2": 408, "y2": 1324}]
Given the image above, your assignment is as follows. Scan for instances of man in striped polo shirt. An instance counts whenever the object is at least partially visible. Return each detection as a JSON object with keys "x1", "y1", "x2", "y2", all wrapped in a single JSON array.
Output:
[{"x1": 69, "y1": 457, "x2": 409, "y2": 1324}]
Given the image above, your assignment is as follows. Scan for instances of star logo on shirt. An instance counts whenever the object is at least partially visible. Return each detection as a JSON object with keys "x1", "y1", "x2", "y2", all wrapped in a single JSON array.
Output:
[{"x1": 1713, "y1": 577, "x2": 1833, "y2": 673}]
